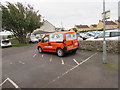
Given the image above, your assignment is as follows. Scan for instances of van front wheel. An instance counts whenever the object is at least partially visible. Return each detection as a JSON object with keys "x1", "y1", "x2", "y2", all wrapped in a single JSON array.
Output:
[
  {"x1": 57, "y1": 48, "x2": 64, "y2": 57},
  {"x1": 38, "y1": 47, "x2": 43, "y2": 53}
]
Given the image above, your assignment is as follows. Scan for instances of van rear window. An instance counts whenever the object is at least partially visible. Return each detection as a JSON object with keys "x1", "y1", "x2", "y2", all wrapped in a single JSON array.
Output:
[
  {"x1": 66, "y1": 33, "x2": 77, "y2": 41},
  {"x1": 49, "y1": 33, "x2": 63, "y2": 42}
]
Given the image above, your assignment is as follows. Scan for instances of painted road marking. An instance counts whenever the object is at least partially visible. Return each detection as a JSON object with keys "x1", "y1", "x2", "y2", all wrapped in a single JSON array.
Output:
[
  {"x1": 50, "y1": 56, "x2": 52, "y2": 62},
  {"x1": 44, "y1": 53, "x2": 97, "y2": 87},
  {"x1": 0, "y1": 78, "x2": 20, "y2": 88},
  {"x1": 7, "y1": 78, "x2": 20, "y2": 88},
  {"x1": 73, "y1": 59, "x2": 79, "y2": 65},
  {"x1": 18, "y1": 61, "x2": 25, "y2": 64},
  {"x1": 61, "y1": 58, "x2": 64, "y2": 65},
  {"x1": 33, "y1": 54, "x2": 37, "y2": 58},
  {"x1": 42, "y1": 54, "x2": 44, "y2": 58},
  {"x1": 0, "y1": 78, "x2": 8, "y2": 87}
]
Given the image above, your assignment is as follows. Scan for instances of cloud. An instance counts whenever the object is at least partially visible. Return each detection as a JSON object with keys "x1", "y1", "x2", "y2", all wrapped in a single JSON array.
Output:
[{"x1": 1, "y1": 0, "x2": 118, "y2": 29}]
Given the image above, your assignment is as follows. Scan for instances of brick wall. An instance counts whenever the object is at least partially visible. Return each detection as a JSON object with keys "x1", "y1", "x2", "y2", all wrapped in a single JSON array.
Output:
[{"x1": 79, "y1": 41, "x2": 120, "y2": 53}]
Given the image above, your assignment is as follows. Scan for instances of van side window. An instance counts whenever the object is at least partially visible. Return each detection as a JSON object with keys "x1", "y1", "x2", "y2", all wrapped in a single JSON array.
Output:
[
  {"x1": 43, "y1": 36, "x2": 49, "y2": 43},
  {"x1": 110, "y1": 32, "x2": 120, "y2": 37}
]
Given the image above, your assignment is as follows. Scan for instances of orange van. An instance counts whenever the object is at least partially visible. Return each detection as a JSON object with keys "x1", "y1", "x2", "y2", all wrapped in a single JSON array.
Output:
[{"x1": 37, "y1": 31, "x2": 79, "y2": 56}]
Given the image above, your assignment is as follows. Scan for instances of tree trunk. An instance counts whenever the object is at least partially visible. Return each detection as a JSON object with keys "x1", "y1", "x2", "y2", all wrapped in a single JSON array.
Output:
[{"x1": 15, "y1": 35, "x2": 28, "y2": 44}]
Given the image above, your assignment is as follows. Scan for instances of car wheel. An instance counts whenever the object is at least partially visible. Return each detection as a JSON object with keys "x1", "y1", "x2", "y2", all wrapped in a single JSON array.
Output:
[
  {"x1": 38, "y1": 47, "x2": 43, "y2": 53},
  {"x1": 57, "y1": 48, "x2": 64, "y2": 57}
]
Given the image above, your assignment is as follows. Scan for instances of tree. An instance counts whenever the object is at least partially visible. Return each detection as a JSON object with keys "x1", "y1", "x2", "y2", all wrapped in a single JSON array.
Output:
[
  {"x1": 1, "y1": 2, "x2": 43, "y2": 44},
  {"x1": 73, "y1": 28, "x2": 78, "y2": 32}
]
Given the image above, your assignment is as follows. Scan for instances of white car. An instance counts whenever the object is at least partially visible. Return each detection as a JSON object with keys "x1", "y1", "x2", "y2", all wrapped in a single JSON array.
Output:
[
  {"x1": 29, "y1": 36, "x2": 39, "y2": 43},
  {"x1": 1, "y1": 39, "x2": 12, "y2": 48},
  {"x1": 87, "y1": 29, "x2": 120, "y2": 41}
]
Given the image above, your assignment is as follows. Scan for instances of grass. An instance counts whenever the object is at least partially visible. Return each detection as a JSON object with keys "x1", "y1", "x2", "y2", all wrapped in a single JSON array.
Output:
[{"x1": 12, "y1": 43, "x2": 34, "y2": 47}]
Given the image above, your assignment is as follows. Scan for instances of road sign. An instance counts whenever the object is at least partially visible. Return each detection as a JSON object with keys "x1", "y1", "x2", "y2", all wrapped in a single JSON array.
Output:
[{"x1": 102, "y1": 10, "x2": 110, "y2": 20}]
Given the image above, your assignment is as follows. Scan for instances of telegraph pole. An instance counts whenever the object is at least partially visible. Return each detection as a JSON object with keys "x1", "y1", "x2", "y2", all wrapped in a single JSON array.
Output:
[
  {"x1": 61, "y1": 21, "x2": 63, "y2": 30},
  {"x1": 103, "y1": 0, "x2": 107, "y2": 64}
]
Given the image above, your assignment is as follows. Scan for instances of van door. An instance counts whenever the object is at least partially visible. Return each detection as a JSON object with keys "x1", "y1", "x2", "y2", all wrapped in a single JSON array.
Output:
[
  {"x1": 66, "y1": 33, "x2": 78, "y2": 50},
  {"x1": 41, "y1": 35, "x2": 53, "y2": 51}
]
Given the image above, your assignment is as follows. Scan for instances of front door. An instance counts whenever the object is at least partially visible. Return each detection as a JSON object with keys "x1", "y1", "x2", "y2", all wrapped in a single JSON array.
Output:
[{"x1": 41, "y1": 35, "x2": 53, "y2": 52}]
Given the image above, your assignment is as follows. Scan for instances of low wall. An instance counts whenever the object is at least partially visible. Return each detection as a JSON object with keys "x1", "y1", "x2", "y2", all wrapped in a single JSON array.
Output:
[{"x1": 79, "y1": 40, "x2": 120, "y2": 53}]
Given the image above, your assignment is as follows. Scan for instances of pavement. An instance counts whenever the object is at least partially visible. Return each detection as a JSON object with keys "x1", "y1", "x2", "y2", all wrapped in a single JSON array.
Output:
[{"x1": 1, "y1": 44, "x2": 118, "y2": 88}]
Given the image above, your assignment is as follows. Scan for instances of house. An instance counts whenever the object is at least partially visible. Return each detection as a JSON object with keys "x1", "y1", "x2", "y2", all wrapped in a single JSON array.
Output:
[
  {"x1": 90, "y1": 24, "x2": 97, "y2": 30},
  {"x1": 97, "y1": 20, "x2": 118, "y2": 30},
  {"x1": 74, "y1": 25, "x2": 90, "y2": 32},
  {"x1": 33, "y1": 20, "x2": 56, "y2": 34},
  {"x1": 115, "y1": 20, "x2": 120, "y2": 28}
]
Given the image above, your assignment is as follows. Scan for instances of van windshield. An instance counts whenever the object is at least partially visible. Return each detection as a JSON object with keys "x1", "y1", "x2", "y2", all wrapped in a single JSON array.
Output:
[{"x1": 66, "y1": 33, "x2": 77, "y2": 41}]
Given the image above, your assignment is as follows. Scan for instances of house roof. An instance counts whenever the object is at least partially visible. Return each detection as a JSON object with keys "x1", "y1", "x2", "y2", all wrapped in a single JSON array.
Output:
[
  {"x1": 33, "y1": 30, "x2": 52, "y2": 35},
  {"x1": 91, "y1": 24, "x2": 97, "y2": 27},
  {"x1": 75, "y1": 25, "x2": 89, "y2": 28},
  {"x1": 101, "y1": 21, "x2": 117, "y2": 25},
  {"x1": 116, "y1": 20, "x2": 120, "y2": 23}
]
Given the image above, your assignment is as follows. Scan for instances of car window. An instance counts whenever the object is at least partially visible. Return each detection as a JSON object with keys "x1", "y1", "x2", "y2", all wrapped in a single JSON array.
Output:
[
  {"x1": 2, "y1": 40, "x2": 9, "y2": 43},
  {"x1": 66, "y1": 33, "x2": 77, "y2": 41},
  {"x1": 110, "y1": 32, "x2": 120, "y2": 37},
  {"x1": 43, "y1": 36, "x2": 49, "y2": 43},
  {"x1": 97, "y1": 32, "x2": 110, "y2": 38}
]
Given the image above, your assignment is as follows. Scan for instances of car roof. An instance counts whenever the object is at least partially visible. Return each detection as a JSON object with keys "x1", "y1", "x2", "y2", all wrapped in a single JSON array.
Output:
[
  {"x1": 2, "y1": 39, "x2": 9, "y2": 41},
  {"x1": 105, "y1": 29, "x2": 120, "y2": 32}
]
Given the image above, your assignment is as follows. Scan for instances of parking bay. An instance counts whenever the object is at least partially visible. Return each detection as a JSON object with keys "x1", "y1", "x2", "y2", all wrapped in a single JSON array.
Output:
[{"x1": 1, "y1": 44, "x2": 118, "y2": 88}]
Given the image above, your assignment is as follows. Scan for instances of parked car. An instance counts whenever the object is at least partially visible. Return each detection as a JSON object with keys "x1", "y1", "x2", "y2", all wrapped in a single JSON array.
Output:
[
  {"x1": 29, "y1": 36, "x2": 39, "y2": 43},
  {"x1": 77, "y1": 33, "x2": 85, "y2": 40},
  {"x1": 37, "y1": 31, "x2": 79, "y2": 57},
  {"x1": 87, "y1": 29, "x2": 120, "y2": 41},
  {"x1": 83, "y1": 32, "x2": 96, "y2": 40},
  {"x1": 0, "y1": 39, "x2": 12, "y2": 48}
]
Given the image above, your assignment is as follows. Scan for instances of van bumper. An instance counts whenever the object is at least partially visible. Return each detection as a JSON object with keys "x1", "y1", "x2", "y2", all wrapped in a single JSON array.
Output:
[{"x1": 63, "y1": 46, "x2": 79, "y2": 53}]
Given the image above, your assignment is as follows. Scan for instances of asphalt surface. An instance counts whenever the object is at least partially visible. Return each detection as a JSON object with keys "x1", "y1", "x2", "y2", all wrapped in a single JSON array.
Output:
[{"x1": 1, "y1": 44, "x2": 118, "y2": 88}]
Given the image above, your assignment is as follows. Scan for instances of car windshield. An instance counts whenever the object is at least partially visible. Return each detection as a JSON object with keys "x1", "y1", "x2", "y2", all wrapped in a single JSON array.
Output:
[
  {"x1": 2, "y1": 40, "x2": 9, "y2": 43},
  {"x1": 30, "y1": 37, "x2": 37, "y2": 39}
]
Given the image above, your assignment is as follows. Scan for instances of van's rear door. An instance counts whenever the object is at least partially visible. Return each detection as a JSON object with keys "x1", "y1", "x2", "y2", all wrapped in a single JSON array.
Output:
[{"x1": 66, "y1": 33, "x2": 78, "y2": 50}]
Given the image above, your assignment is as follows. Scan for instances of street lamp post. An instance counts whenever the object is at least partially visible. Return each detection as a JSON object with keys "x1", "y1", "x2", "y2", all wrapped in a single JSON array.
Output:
[{"x1": 103, "y1": 0, "x2": 107, "y2": 64}]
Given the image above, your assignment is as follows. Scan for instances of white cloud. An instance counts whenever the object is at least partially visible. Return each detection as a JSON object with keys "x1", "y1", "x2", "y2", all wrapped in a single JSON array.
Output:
[{"x1": 1, "y1": 0, "x2": 119, "y2": 29}]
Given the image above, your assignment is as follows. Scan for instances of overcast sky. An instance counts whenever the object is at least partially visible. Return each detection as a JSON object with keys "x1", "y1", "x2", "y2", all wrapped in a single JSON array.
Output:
[{"x1": 1, "y1": 0, "x2": 119, "y2": 29}]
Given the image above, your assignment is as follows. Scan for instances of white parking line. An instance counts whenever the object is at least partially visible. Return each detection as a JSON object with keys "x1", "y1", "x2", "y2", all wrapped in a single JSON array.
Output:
[
  {"x1": 44, "y1": 53, "x2": 97, "y2": 87},
  {"x1": 7, "y1": 78, "x2": 20, "y2": 88},
  {"x1": 18, "y1": 61, "x2": 25, "y2": 64},
  {"x1": 50, "y1": 58, "x2": 52, "y2": 62},
  {"x1": 61, "y1": 58, "x2": 64, "y2": 65},
  {"x1": 42, "y1": 54, "x2": 44, "y2": 58},
  {"x1": 33, "y1": 54, "x2": 37, "y2": 58},
  {"x1": 0, "y1": 78, "x2": 8, "y2": 87},
  {"x1": 0, "y1": 77, "x2": 20, "y2": 88},
  {"x1": 73, "y1": 59, "x2": 79, "y2": 65}
]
